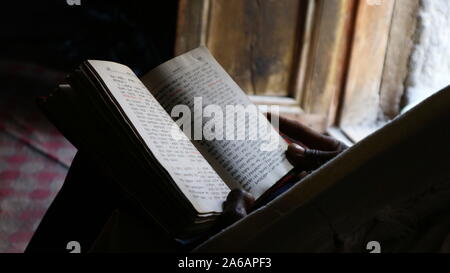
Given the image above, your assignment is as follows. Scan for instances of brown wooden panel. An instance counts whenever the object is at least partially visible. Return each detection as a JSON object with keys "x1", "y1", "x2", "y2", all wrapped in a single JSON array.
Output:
[
  {"x1": 339, "y1": 0, "x2": 396, "y2": 141},
  {"x1": 205, "y1": 0, "x2": 306, "y2": 96},
  {"x1": 175, "y1": 0, "x2": 209, "y2": 54},
  {"x1": 298, "y1": 0, "x2": 357, "y2": 130}
]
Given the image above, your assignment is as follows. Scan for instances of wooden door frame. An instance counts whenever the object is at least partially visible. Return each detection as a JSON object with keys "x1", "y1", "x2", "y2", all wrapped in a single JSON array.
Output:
[{"x1": 174, "y1": 0, "x2": 419, "y2": 138}]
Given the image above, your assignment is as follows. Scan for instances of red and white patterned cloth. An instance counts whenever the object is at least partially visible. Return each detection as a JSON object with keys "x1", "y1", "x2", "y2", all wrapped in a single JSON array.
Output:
[{"x1": 0, "y1": 95, "x2": 76, "y2": 252}]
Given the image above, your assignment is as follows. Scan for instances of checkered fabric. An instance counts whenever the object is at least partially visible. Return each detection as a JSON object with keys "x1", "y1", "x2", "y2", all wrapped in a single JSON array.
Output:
[{"x1": 0, "y1": 95, "x2": 76, "y2": 252}]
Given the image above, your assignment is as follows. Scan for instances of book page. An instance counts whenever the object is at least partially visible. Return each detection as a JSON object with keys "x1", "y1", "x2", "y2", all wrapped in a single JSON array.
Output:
[
  {"x1": 87, "y1": 60, "x2": 230, "y2": 213},
  {"x1": 141, "y1": 47, "x2": 294, "y2": 198}
]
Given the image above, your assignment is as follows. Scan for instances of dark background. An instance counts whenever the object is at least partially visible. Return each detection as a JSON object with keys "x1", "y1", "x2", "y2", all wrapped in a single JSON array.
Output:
[
  {"x1": 1, "y1": 0, "x2": 178, "y2": 76},
  {"x1": 0, "y1": 1, "x2": 179, "y2": 252}
]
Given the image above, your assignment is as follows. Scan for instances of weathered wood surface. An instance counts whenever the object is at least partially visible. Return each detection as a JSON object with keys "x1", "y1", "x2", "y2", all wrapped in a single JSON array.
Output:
[
  {"x1": 299, "y1": 0, "x2": 357, "y2": 130},
  {"x1": 339, "y1": 0, "x2": 396, "y2": 141},
  {"x1": 175, "y1": 0, "x2": 209, "y2": 54},
  {"x1": 339, "y1": 0, "x2": 419, "y2": 141},
  {"x1": 176, "y1": 0, "x2": 307, "y2": 96}
]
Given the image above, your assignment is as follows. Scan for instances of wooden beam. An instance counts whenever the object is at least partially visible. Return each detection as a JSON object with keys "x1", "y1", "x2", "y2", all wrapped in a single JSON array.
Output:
[
  {"x1": 338, "y1": 0, "x2": 420, "y2": 141},
  {"x1": 339, "y1": 0, "x2": 396, "y2": 141},
  {"x1": 206, "y1": 0, "x2": 305, "y2": 96},
  {"x1": 175, "y1": 0, "x2": 210, "y2": 55},
  {"x1": 297, "y1": 0, "x2": 358, "y2": 131},
  {"x1": 175, "y1": 0, "x2": 307, "y2": 96}
]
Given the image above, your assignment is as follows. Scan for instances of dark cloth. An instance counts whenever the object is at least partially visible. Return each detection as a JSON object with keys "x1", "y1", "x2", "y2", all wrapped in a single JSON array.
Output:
[{"x1": 25, "y1": 151, "x2": 300, "y2": 253}]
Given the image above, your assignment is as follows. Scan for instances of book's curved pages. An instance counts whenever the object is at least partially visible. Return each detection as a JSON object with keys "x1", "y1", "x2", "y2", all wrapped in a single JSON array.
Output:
[
  {"x1": 39, "y1": 47, "x2": 293, "y2": 238},
  {"x1": 140, "y1": 47, "x2": 293, "y2": 198}
]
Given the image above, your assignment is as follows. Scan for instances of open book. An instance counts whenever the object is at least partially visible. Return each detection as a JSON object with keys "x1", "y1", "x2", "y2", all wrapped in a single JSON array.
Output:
[{"x1": 40, "y1": 47, "x2": 294, "y2": 237}]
